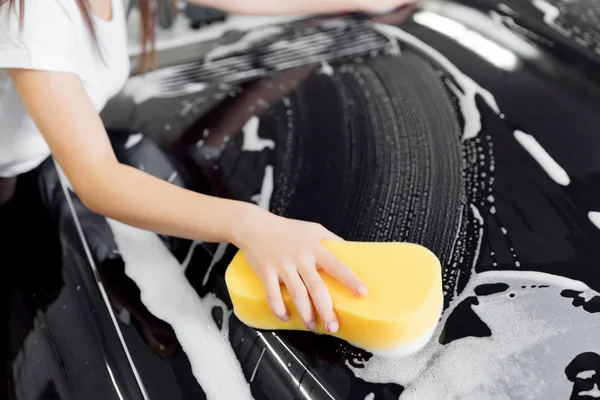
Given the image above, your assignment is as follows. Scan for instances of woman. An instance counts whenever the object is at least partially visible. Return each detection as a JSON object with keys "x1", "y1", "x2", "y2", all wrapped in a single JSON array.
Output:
[{"x1": 0, "y1": 0, "x2": 411, "y2": 334}]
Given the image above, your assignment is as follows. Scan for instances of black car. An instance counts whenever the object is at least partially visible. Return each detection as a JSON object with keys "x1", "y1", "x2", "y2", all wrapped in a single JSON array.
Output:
[{"x1": 3, "y1": 0, "x2": 600, "y2": 399}]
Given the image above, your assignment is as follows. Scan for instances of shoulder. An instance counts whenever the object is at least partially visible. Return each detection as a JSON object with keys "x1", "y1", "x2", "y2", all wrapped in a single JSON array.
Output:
[{"x1": 0, "y1": 0, "x2": 82, "y2": 72}]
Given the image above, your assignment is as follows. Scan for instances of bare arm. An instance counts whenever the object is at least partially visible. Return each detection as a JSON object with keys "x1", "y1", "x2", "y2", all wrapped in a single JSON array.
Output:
[
  {"x1": 190, "y1": 0, "x2": 415, "y2": 15},
  {"x1": 8, "y1": 69, "x2": 368, "y2": 332},
  {"x1": 8, "y1": 69, "x2": 252, "y2": 243}
]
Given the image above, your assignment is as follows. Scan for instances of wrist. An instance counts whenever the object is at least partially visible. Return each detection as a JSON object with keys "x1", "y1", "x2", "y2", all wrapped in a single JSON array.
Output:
[{"x1": 226, "y1": 201, "x2": 265, "y2": 247}]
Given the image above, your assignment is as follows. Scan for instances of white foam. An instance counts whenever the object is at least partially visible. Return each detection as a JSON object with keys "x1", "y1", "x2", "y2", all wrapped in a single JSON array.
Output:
[
  {"x1": 205, "y1": 26, "x2": 284, "y2": 62},
  {"x1": 577, "y1": 370, "x2": 596, "y2": 380},
  {"x1": 354, "y1": 310, "x2": 441, "y2": 358},
  {"x1": 128, "y1": 14, "x2": 304, "y2": 57},
  {"x1": 318, "y1": 61, "x2": 334, "y2": 76},
  {"x1": 589, "y1": 212, "x2": 600, "y2": 231},
  {"x1": 121, "y1": 76, "x2": 158, "y2": 105},
  {"x1": 513, "y1": 130, "x2": 570, "y2": 186},
  {"x1": 105, "y1": 219, "x2": 253, "y2": 399},
  {"x1": 202, "y1": 292, "x2": 233, "y2": 339},
  {"x1": 470, "y1": 204, "x2": 484, "y2": 225},
  {"x1": 372, "y1": 23, "x2": 500, "y2": 141},
  {"x1": 203, "y1": 243, "x2": 229, "y2": 287},
  {"x1": 577, "y1": 291, "x2": 597, "y2": 303},
  {"x1": 580, "y1": 384, "x2": 600, "y2": 398},
  {"x1": 182, "y1": 241, "x2": 203, "y2": 271},
  {"x1": 531, "y1": 0, "x2": 573, "y2": 38},
  {"x1": 241, "y1": 116, "x2": 275, "y2": 152},
  {"x1": 251, "y1": 165, "x2": 274, "y2": 211},
  {"x1": 532, "y1": 0, "x2": 559, "y2": 27},
  {"x1": 470, "y1": 204, "x2": 485, "y2": 275},
  {"x1": 349, "y1": 270, "x2": 600, "y2": 399},
  {"x1": 124, "y1": 133, "x2": 144, "y2": 149},
  {"x1": 122, "y1": 74, "x2": 207, "y2": 105}
]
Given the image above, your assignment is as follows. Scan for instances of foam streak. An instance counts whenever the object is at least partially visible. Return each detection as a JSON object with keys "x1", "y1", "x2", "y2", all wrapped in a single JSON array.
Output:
[
  {"x1": 105, "y1": 219, "x2": 252, "y2": 399},
  {"x1": 513, "y1": 129, "x2": 570, "y2": 186}
]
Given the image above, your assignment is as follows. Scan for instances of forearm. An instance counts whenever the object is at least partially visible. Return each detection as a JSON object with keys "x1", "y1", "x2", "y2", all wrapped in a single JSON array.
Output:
[
  {"x1": 7, "y1": 68, "x2": 257, "y2": 245},
  {"x1": 76, "y1": 161, "x2": 255, "y2": 244},
  {"x1": 191, "y1": 0, "x2": 367, "y2": 15}
]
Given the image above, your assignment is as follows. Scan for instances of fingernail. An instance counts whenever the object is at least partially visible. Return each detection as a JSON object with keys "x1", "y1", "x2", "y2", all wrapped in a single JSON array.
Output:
[
  {"x1": 327, "y1": 321, "x2": 339, "y2": 333},
  {"x1": 280, "y1": 314, "x2": 290, "y2": 322},
  {"x1": 306, "y1": 321, "x2": 317, "y2": 330},
  {"x1": 356, "y1": 284, "x2": 369, "y2": 296}
]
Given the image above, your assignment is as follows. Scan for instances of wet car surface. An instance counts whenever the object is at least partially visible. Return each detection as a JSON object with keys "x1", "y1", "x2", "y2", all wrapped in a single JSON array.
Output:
[{"x1": 2, "y1": 0, "x2": 600, "y2": 399}]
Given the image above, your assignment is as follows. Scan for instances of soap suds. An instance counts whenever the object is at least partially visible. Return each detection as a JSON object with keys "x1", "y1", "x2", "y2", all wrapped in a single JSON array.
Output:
[
  {"x1": 577, "y1": 370, "x2": 597, "y2": 379},
  {"x1": 318, "y1": 61, "x2": 335, "y2": 76},
  {"x1": 372, "y1": 23, "x2": 500, "y2": 141},
  {"x1": 351, "y1": 310, "x2": 441, "y2": 358},
  {"x1": 105, "y1": 219, "x2": 252, "y2": 399},
  {"x1": 530, "y1": 0, "x2": 600, "y2": 56},
  {"x1": 349, "y1": 271, "x2": 600, "y2": 400},
  {"x1": 532, "y1": 0, "x2": 572, "y2": 37},
  {"x1": 513, "y1": 130, "x2": 570, "y2": 186},
  {"x1": 589, "y1": 212, "x2": 600, "y2": 230},
  {"x1": 580, "y1": 384, "x2": 600, "y2": 398},
  {"x1": 251, "y1": 165, "x2": 274, "y2": 211},
  {"x1": 122, "y1": 74, "x2": 208, "y2": 105},
  {"x1": 203, "y1": 243, "x2": 229, "y2": 287},
  {"x1": 182, "y1": 240, "x2": 203, "y2": 271},
  {"x1": 242, "y1": 116, "x2": 275, "y2": 152},
  {"x1": 205, "y1": 26, "x2": 284, "y2": 62},
  {"x1": 532, "y1": 0, "x2": 562, "y2": 25},
  {"x1": 124, "y1": 133, "x2": 144, "y2": 149}
]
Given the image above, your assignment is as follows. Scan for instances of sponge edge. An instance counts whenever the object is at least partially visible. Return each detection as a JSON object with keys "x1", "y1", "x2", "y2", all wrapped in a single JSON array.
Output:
[{"x1": 225, "y1": 241, "x2": 443, "y2": 355}]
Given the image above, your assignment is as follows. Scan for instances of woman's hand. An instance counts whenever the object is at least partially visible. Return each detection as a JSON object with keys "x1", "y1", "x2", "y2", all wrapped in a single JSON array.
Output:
[
  {"x1": 9, "y1": 68, "x2": 368, "y2": 335},
  {"x1": 232, "y1": 206, "x2": 369, "y2": 333}
]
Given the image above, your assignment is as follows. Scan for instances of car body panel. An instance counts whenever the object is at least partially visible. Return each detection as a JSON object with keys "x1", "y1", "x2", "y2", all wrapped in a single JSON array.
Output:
[{"x1": 3, "y1": 1, "x2": 600, "y2": 399}]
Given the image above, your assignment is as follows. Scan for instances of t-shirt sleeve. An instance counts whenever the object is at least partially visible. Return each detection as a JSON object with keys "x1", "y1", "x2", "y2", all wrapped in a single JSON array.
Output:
[{"x1": 0, "y1": 0, "x2": 79, "y2": 73}]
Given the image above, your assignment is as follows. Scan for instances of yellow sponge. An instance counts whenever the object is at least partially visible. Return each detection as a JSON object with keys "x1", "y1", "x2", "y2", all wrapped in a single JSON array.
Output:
[{"x1": 225, "y1": 241, "x2": 443, "y2": 354}]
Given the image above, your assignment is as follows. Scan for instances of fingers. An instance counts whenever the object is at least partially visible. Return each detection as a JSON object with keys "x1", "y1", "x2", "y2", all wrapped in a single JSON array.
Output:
[
  {"x1": 317, "y1": 247, "x2": 369, "y2": 297},
  {"x1": 313, "y1": 224, "x2": 345, "y2": 241},
  {"x1": 281, "y1": 267, "x2": 316, "y2": 330},
  {"x1": 263, "y1": 272, "x2": 289, "y2": 322},
  {"x1": 299, "y1": 267, "x2": 338, "y2": 333}
]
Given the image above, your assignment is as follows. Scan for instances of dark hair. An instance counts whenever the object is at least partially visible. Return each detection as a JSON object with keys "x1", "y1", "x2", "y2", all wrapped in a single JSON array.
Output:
[{"x1": 0, "y1": 0, "x2": 171, "y2": 72}]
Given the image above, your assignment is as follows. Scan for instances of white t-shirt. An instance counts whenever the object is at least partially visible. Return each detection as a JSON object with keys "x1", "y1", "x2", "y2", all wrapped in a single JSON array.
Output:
[{"x1": 0, "y1": 0, "x2": 130, "y2": 177}]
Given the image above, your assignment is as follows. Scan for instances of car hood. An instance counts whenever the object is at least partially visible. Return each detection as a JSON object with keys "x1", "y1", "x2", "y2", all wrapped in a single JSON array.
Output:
[{"x1": 5, "y1": 1, "x2": 600, "y2": 399}]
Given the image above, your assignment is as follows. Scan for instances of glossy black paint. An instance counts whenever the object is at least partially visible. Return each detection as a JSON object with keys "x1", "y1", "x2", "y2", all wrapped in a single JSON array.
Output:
[{"x1": 3, "y1": 1, "x2": 600, "y2": 399}]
